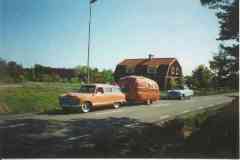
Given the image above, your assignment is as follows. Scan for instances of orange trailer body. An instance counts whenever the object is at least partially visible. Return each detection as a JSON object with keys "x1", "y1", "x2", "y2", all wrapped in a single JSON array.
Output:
[{"x1": 118, "y1": 76, "x2": 160, "y2": 104}]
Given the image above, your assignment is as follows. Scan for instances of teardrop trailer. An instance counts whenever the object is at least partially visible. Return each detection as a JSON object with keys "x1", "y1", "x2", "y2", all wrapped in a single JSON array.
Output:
[{"x1": 118, "y1": 76, "x2": 160, "y2": 104}]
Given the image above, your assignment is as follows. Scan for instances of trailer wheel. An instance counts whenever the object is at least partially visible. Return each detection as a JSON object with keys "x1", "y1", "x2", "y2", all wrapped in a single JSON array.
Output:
[{"x1": 146, "y1": 99, "x2": 152, "y2": 105}]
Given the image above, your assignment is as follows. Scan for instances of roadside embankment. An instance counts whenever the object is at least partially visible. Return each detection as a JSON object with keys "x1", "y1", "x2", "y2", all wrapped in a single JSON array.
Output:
[
  {"x1": 163, "y1": 96, "x2": 239, "y2": 158},
  {"x1": 0, "y1": 82, "x2": 80, "y2": 114}
]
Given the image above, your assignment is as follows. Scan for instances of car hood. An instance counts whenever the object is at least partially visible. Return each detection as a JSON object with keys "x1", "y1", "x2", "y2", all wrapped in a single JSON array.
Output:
[{"x1": 168, "y1": 89, "x2": 184, "y2": 93}]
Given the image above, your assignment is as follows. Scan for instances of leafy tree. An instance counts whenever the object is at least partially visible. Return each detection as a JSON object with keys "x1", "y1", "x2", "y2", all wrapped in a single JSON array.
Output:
[
  {"x1": 7, "y1": 61, "x2": 24, "y2": 82},
  {"x1": 168, "y1": 79, "x2": 177, "y2": 90},
  {"x1": 51, "y1": 74, "x2": 62, "y2": 82},
  {"x1": 210, "y1": 45, "x2": 233, "y2": 87},
  {"x1": 75, "y1": 65, "x2": 114, "y2": 83},
  {"x1": 23, "y1": 68, "x2": 34, "y2": 81},
  {"x1": 90, "y1": 68, "x2": 99, "y2": 82},
  {"x1": 0, "y1": 57, "x2": 114, "y2": 84},
  {"x1": 175, "y1": 77, "x2": 184, "y2": 88},
  {"x1": 101, "y1": 69, "x2": 114, "y2": 83},
  {"x1": 201, "y1": 0, "x2": 238, "y2": 41},
  {"x1": 75, "y1": 65, "x2": 89, "y2": 83},
  {"x1": 192, "y1": 65, "x2": 214, "y2": 89},
  {"x1": 34, "y1": 64, "x2": 47, "y2": 81},
  {"x1": 184, "y1": 75, "x2": 194, "y2": 88},
  {"x1": 201, "y1": 0, "x2": 239, "y2": 89},
  {"x1": 0, "y1": 58, "x2": 10, "y2": 82}
]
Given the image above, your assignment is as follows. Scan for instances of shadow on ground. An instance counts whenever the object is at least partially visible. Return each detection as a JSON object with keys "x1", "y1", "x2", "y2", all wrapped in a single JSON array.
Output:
[
  {"x1": 41, "y1": 102, "x2": 154, "y2": 115},
  {"x1": 0, "y1": 98, "x2": 239, "y2": 158}
]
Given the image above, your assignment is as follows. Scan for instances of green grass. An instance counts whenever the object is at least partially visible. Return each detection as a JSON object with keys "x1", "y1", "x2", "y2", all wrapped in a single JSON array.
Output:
[
  {"x1": 0, "y1": 82, "x2": 81, "y2": 114},
  {"x1": 194, "y1": 88, "x2": 237, "y2": 96}
]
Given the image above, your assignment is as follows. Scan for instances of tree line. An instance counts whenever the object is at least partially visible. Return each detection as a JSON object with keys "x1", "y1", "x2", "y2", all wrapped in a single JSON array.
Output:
[
  {"x1": 0, "y1": 58, "x2": 114, "y2": 84},
  {"x1": 179, "y1": 0, "x2": 238, "y2": 90},
  {"x1": 199, "y1": 0, "x2": 238, "y2": 90}
]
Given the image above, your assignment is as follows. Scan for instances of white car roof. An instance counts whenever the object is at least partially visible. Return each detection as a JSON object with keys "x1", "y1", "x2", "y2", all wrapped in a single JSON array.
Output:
[{"x1": 82, "y1": 83, "x2": 119, "y2": 88}]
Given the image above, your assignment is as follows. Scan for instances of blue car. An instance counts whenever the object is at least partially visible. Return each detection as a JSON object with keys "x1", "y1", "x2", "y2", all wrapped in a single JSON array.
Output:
[{"x1": 167, "y1": 86, "x2": 194, "y2": 100}]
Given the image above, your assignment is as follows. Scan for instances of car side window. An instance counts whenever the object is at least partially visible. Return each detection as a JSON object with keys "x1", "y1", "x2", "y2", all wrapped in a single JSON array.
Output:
[
  {"x1": 104, "y1": 87, "x2": 112, "y2": 93},
  {"x1": 112, "y1": 87, "x2": 121, "y2": 93},
  {"x1": 184, "y1": 86, "x2": 189, "y2": 90},
  {"x1": 96, "y1": 87, "x2": 104, "y2": 94}
]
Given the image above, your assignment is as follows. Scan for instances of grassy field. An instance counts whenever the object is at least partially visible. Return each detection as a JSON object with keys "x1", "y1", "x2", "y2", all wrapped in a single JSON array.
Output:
[
  {"x1": 194, "y1": 88, "x2": 237, "y2": 96},
  {"x1": 0, "y1": 82, "x2": 81, "y2": 114}
]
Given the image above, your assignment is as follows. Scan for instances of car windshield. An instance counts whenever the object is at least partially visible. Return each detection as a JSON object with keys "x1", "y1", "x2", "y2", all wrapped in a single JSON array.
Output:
[
  {"x1": 175, "y1": 86, "x2": 184, "y2": 90},
  {"x1": 173, "y1": 85, "x2": 189, "y2": 90},
  {"x1": 79, "y1": 85, "x2": 96, "y2": 93}
]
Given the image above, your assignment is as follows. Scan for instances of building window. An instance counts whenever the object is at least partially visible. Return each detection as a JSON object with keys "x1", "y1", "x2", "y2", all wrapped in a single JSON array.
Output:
[
  {"x1": 176, "y1": 67, "x2": 180, "y2": 75},
  {"x1": 147, "y1": 67, "x2": 157, "y2": 74},
  {"x1": 171, "y1": 67, "x2": 175, "y2": 75},
  {"x1": 126, "y1": 67, "x2": 135, "y2": 74}
]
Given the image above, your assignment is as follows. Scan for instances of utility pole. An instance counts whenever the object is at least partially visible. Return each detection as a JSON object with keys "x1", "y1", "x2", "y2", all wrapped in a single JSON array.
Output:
[{"x1": 87, "y1": 0, "x2": 97, "y2": 83}]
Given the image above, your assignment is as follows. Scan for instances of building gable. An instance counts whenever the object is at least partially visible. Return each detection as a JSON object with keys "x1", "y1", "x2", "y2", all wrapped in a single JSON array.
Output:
[{"x1": 114, "y1": 57, "x2": 183, "y2": 89}]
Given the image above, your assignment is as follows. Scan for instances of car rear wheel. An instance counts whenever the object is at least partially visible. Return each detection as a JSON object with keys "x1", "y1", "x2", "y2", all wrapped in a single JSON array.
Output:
[
  {"x1": 113, "y1": 102, "x2": 120, "y2": 109},
  {"x1": 81, "y1": 102, "x2": 91, "y2": 113},
  {"x1": 180, "y1": 94, "x2": 185, "y2": 100}
]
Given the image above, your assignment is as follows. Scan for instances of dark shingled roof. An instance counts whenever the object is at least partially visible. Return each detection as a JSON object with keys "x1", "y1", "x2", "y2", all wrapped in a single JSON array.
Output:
[{"x1": 119, "y1": 58, "x2": 176, "y2": 67}]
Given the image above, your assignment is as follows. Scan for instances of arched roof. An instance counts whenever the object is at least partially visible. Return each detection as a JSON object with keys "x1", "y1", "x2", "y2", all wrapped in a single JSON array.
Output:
[{"x1": 118, "y1": 58, "x2": 176, "y2": 67}]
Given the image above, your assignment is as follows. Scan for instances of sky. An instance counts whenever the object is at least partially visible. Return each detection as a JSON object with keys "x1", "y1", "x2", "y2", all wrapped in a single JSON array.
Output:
[{"x1": 0, "y1": 0, "x2": 219, "y2": 75}]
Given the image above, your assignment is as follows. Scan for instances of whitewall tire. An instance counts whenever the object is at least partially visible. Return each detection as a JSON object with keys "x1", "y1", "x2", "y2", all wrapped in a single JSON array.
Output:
[{"x1": 81, "y1": 102, "x2": 91, "y2": 113}]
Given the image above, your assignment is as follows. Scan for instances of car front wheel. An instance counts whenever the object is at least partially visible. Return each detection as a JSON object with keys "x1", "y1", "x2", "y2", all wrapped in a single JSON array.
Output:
[{"x1": 81, "y1": 102, "x2": 92, "y2": 113}]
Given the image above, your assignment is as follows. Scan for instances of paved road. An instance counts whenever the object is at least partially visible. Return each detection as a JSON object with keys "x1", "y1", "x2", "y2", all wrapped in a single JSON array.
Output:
[
  {"x1": 0, "y1": 93, "x2": 235, "y2": 123},
  {"x1": 0, "y1": 93, "x2": 236, "y2": 158}
]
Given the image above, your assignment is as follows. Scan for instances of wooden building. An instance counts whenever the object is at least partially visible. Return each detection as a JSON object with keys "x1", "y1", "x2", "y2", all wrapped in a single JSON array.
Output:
[{"x1": 114, "y1": 55, "x2": 183, "y2": 89}]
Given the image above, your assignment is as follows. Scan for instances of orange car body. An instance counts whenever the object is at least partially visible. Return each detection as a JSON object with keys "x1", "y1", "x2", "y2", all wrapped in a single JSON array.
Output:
[
  {"x1": 118, "y1": 76, "x2": 160, "y2": 104},
  {"x1": 59, "y1": 84, "x2": 126, "y2": 110}
]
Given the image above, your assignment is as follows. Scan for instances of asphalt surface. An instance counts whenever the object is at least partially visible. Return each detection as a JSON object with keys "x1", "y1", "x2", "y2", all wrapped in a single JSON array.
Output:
[
  {"x1": 0, "y1": 93, "x2": 237, "y2": 158},
  {"x1": 0, "y1": 93, "x2": 235, "y2": 123}
]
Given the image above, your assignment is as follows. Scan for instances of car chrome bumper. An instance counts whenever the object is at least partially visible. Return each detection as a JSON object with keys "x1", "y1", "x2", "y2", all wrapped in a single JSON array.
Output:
[{"x1": 168, "y1": 96, "x2": 180, "y2": 99}]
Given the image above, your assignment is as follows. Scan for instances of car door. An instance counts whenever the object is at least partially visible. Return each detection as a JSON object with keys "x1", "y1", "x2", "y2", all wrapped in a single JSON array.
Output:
[
  {"x1": 183, "y1": 86, "x2": 190, "y2": 96},
  {"x1": 93, "y1": 87, "x2": 109, "y2": 107},
  {"x1": 110, "y1": 87, "x2": 126, "y2": 103},
  {"x1": 103, "y1": 87, "x2": 115, "y2": 105}
]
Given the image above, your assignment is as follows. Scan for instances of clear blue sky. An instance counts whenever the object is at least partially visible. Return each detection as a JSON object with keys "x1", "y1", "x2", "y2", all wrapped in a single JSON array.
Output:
[{"x1": 0, "y1": 0, "x2": 219, "y2": 75}]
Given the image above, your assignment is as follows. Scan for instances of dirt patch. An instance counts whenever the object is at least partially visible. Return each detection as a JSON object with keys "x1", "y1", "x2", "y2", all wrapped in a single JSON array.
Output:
[{"x1": 0, "y1": 103, "x2": 10, "y2": 113}]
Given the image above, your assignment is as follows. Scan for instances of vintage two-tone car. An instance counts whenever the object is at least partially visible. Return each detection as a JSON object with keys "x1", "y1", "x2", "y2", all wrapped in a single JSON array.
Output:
[
  {"x1": 59, "y1": 84, "x2": 126, "y2": 113},
  {"x1": 167, "y1": 85, "x2": 194, "y2": 100}
]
